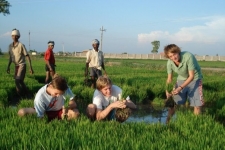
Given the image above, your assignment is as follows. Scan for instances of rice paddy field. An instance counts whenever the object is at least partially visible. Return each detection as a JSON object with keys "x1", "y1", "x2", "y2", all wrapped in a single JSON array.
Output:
[{"x1": 0, "y1": 54, "x2": 225, "y2": 149}]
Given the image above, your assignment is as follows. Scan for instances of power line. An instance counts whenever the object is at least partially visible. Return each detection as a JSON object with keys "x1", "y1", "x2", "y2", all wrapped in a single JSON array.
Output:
[{"x1": 100, "y1": 26, "x2": 106, "y2": 51}]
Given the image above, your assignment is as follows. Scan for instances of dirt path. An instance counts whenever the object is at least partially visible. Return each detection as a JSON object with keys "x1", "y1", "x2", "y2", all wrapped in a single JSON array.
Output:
[{"x1": 201, "y1": 67, "x2": 225, "y2": 71}]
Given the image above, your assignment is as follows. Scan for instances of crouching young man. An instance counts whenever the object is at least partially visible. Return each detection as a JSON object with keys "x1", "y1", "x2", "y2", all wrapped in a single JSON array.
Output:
[
  {"x1": 86, "y1": 76, "x2": 136, "y2": 121},
  {"x1": 18, "y1": 75, "x2": 79, "y2": 121}
]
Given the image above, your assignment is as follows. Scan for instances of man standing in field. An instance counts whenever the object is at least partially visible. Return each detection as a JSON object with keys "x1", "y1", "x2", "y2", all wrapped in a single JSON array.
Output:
[
  {"x1": 164, "y1": 44, "x2": 204, "y2": 123},
  {"x1": 7, "y1": 28, "x2": 34, "y2": 97},
  {"x1": 44, "y1": 41, "x2": 55, "y2": 84},
  {"x1": 85, "y1": 39, "x2": 107, "y2": 88}
]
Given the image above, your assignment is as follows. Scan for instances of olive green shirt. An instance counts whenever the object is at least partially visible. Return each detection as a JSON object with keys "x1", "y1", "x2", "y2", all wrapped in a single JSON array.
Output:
[
  {"x1": 167, "y1": 51, "x2": 203, "y2": 80},
  {"x1": 8, "y1": 42, "x2": 29, "y2": 66}
]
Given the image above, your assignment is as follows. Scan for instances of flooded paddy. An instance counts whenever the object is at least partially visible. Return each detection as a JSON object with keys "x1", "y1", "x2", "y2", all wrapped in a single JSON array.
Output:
[{"x1": 125, "y1": 104, "x2": 169, "y2": 124}]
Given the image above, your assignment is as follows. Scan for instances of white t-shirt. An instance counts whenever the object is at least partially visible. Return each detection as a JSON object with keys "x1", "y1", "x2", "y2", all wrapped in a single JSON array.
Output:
[
  {"x1": 34, "y1": 85, "x2": 74, "y2": 118},
  {"x1": 86, "y1": 49, "x2": 104, "y2": 70},
  {"x1": 93, "y1": 85, "x2": 122, "y2": 110}
]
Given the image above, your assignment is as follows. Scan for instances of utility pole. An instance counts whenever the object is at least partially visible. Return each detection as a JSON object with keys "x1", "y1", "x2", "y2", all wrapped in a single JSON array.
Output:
[
  {"x1": 62, "y1": 42, "x2": 65, "y2": 56},
  {"x1": 29, "y1": 30, "x2": 30, "y2": 51},
  {"x1": 100, "y1": 26, "x2": 106, "y2": 51}
]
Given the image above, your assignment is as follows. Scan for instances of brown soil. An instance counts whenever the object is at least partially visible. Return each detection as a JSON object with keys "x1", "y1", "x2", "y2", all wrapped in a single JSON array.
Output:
[{"x1": 115, "y1": 108, "x2": 132, "y2": 123}]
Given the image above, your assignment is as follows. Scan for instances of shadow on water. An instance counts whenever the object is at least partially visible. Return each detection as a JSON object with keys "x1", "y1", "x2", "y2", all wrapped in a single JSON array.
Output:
[{"x1": 125, "y1": 104, "x2": 171, "y2": 124}]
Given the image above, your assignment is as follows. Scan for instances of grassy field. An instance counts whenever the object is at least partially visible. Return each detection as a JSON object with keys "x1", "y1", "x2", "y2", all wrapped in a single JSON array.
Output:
[{"x1": 0, "y1": 54, "x2": 225, "y2": 149}]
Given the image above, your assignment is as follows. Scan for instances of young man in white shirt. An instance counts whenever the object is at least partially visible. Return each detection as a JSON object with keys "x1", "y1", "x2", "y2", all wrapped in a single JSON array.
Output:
[{"x1": 86, "y1": 76, "x2": 136, "y2": 121}]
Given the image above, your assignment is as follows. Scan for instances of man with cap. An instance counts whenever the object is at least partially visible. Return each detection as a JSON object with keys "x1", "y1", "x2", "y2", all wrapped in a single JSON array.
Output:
[
  {"x1": 44, "y1": 41, "x2": 55, "y2": 83},
  {"x1": 7, "y1": 28, "x2": 34, "y2": 98},
  {"x1": 85, "y1": 39, "x2": 107, "y2": 88}
]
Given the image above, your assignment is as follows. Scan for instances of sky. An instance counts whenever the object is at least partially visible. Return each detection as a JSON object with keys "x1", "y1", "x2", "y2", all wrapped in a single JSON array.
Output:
[{"x1": 0, "y1": 0, "x2": 225, "y2": 56}]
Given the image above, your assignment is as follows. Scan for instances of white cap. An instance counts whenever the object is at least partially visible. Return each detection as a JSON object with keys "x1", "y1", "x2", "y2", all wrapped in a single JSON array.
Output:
[
  {"x1": 48, "y1": 41, "x2": 55, "y2": 46},
  {"x1": 11, "y1": 29, "x2": 20, "y2": 37},
  {"x1": 92, "y1": 39, "x2": 100, "y2": 45}
]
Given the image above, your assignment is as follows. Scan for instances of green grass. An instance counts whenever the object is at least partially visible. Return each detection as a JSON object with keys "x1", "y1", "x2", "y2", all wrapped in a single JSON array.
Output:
[{"x1": 0, "y1": 54, "x2": 225, "y2": 149}]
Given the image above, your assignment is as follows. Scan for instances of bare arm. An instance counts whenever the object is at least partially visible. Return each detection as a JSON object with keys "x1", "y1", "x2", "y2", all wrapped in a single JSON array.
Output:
[
  {"x1": 85, "y1": 51, "x2": 90, "y2": 77},
  {"x1": 96, "y1": 101, "x2": 126, "y2": 120},
  {"x1": 96, "y1": 106, "x2": 113, "y2": 120},
  {"x1": 124, "y1": 100, "x2": 137, "y2": 109},
  {"x1": 172, "y1": 70, "x2": 194, "y2": 95},
  {"x1": 166, "y1": 73, "x2": 173, "y2": 84},
  {"x1": 166, "y1": 73, "x2": 173, "y2": 98},
  {"x1": 6, "y1": 56, "x2": 12, "y2": 74},
  {"x1": 180, "y1": 70, "x2": 194, "y2": 88},
  {"x1": 101, "y1": 63, "x2": 105, "y2": 71},
  {"x1": 85, "y1": 62, "x2": 89, "y2": 76},
  {"x1": 101, "y1": 63, "x2": 107, "y2": 75},
  {"x1": 26, "y1": 55, "x2": 34, "y2": 74}
]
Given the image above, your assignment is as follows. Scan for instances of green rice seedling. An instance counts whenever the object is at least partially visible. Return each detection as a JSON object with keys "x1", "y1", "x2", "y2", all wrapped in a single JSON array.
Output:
[
  {"x1": 0, "y1": 89, "x2": 8, "y2": 107},
  {"x1": 121, "y1": 85, "x2": 130, "y2": 100},
  {"x1": 17, "y1": 99, "x2": 34, "y2": 108},
  {"x1": 1, "y1": 55, "x2": 225, "y2": 149},
  {"x1": 149, "y1": 83, "x2": 165, "y2": 99},
  {"x1": 164, "y1": 82, "x2": 176, "y2": 108},
  {"x1": 63, "y1": 95, "x2": 70, "y2": 108},
  {"x1": 80, "y1": 87, "x2": 93, "y2": 103},
  {"x1": 166, "y1": 82, "x2": 174, "y2": 93},
  {"x1": 136, "y1": 87, "x2": 148, "y2": 103},
  {"x1": 62, "y1": 95, "x2": 70, "y2": 120},
  {"x1": 71, "y1": 85, "x2": 83, "y2": 98}
]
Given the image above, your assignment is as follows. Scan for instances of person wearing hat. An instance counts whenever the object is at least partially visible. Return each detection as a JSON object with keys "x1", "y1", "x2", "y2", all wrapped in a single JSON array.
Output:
[
  {"x1": 7, "y1": 28, "x2": 34, "y2": 98},
  {"x1": 85, "y1": 39, "x2": 107, "y2": 88},
  {"x1": 44, "y1": 41, "x2": 56, "y2": 83}
]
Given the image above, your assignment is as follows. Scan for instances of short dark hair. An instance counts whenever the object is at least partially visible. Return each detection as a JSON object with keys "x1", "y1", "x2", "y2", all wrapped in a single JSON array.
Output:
[
  {"x1": 48, "y1": 41, "x2": 55, "y2": 45},
  {"x1": 50, "y1": 76, "x2": 68, "y2": 92}
]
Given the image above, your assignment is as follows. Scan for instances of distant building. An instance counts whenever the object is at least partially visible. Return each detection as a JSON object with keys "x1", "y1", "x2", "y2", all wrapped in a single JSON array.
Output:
[
  {"x1": 73, "y1": 49, "x2": 91, "y2": 57},
  {"x1": 31, "y1": 52, "x2": 37, "y2": 55},
  {"x1": 82, "y1": 49, "x2": 91, "y2": 54}
]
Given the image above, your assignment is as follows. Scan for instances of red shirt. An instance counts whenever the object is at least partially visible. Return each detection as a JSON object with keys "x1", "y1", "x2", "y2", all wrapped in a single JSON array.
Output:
[{"x1": 44, "y1": 48, "x2": 55, "y2": 64}]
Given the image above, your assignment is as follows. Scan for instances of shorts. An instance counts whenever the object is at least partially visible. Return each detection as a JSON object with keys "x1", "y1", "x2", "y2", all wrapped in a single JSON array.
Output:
[
  {"x1": 45, "y1": 64, "x2": 55, "y2": 72},
  {"x1": 89, "y1": 67, "x2": 102, "y2": 78},
  {"x1": 174, "y1": 79, "x2": 204, "y2": 107},
  {"x1": 45, "y1": 109, "x2": 63, "y2": 121},
  {"x1": 15, "y1": 64, "x2": 26, "y2": 80}
]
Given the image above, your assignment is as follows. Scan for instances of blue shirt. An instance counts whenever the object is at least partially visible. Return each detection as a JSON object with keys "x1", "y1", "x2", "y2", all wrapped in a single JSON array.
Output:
[{"x1": 34, "y1": 85, "x2": 74, "y2": 118}]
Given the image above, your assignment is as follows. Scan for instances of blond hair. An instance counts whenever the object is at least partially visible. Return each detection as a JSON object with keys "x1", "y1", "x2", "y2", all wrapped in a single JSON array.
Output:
[{"x1": 96, "y1": 76, "x2": 112, "y2": 90}]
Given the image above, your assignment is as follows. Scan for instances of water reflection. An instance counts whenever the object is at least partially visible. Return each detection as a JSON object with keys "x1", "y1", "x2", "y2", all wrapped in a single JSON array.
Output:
[{"x1": 125, "y1": 105, "x2": 169, "y2": 124}]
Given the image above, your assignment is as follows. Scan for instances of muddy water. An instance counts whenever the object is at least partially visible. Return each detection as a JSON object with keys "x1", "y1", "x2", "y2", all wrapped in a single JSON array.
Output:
[{"x1": 125, "y1": 105, "x2": 170, "y2": 124}]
